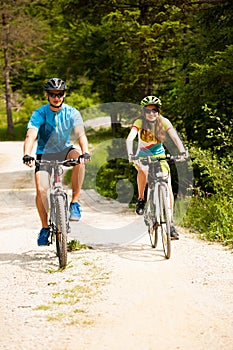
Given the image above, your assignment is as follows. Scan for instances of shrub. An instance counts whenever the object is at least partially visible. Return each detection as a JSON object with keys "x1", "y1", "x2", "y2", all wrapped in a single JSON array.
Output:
[{"x1": 182, "y1": 145, "x2": 233, "y2": 247}]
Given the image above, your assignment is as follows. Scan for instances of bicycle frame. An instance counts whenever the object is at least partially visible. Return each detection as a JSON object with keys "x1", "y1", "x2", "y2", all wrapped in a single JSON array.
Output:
[
  {"x1": 148, "y1": 160, "x2": 171, "y2": 226},
  {"x1": 35, "y1": 158, "x2": 80, "y2": 267},
  {"x1": 48, "y1": 161, "x2": 70, "y2": 244},
  {"x1": 132, "y1": 154, "x2": 176, "y2": 258}
]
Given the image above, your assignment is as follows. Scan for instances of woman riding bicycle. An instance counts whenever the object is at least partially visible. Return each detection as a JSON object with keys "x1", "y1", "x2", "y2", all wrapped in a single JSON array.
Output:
[{"x1": 126, "y1": 95, "x2": 186, "y2": 240}]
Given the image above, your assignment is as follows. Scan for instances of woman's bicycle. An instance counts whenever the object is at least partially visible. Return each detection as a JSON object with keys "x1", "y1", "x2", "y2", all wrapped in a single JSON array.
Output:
[
  {"x1": 35, "y1": 157, "x2": 81, "y2": 268},
  {"x1": 132, "y1": 154, "x2": 184, "y2": 259}
]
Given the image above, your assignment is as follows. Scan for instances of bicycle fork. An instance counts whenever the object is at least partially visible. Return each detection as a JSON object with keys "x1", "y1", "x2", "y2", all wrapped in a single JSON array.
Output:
[{"x1": 49, "y1": 190, "x2": 70, "y2": 244}]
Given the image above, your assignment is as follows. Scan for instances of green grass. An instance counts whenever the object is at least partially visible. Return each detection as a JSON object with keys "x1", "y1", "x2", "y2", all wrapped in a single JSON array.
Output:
[
  {"x1": 0, "y1": 123, "x2": 27, "y2": 141},
  {"x1": 182, "y1": 194, "x2": 233, "y2": 248},
  {"x1": 67, "y1": 239, "x2": 91, "y2": 252},
  {"x1": 86, "y1": 127, "x2": 113, "y2": 144},
  {"x1": 0, "y1": 96, "x2": 43, "y2": 141},
  {"x1": 34, "y1": 255, "x2": 110, "y2": 326},
  {"x1": 64, "y1": 138, "x2": 112, "y2": 190},
  {"x1": 35, "y1": 305, "x2": 51, "y2": 311}
]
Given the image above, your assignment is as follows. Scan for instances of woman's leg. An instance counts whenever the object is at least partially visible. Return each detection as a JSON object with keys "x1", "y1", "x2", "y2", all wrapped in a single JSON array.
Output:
[
  {"x1": 137, "y1": 167, "x2": 147, "y2": 199},
  {"x1": 135, "y1": 166, "x2": 148, "y2": 215}
]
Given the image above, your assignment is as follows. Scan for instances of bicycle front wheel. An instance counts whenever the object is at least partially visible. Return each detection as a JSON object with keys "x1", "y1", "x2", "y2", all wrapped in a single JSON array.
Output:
[
  {"x1": 159, "y1": 185, "x2": 171, "y2": 259},
  {"x1": 148, "y1": 223, "x2": 158, "y2": 248},
  {"x1": 145, "y1": 190, "x2": 158, "y2": 248},
  {"x1": 55, "y1": 195, "x2": 68, "y2": 268}
]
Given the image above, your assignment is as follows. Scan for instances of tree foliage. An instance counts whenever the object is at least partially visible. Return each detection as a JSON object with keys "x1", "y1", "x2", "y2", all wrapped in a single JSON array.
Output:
[
  {"x1": 1, "y1": 0, "x2": 232, "y2": 144},
  {"x1": 0, "y1": 0, "x2": 233, "y2": 245}
]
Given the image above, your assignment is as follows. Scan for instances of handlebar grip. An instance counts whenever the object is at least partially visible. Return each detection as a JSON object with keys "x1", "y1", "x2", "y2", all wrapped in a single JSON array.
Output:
[
  {"x1": 79, "y1": 152, "x2": 91, "y2": 161},
  {"x1": 63, "y1": 158, "x2": 80, "y2": 167},
  {"x1": 23, "y1": 155, "x2": 35, "y2": 163}
]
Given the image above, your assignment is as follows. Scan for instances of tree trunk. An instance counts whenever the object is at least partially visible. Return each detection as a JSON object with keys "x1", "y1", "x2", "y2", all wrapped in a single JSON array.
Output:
[
  {"x1": 111, "y1": 113, "x2": 119, "y2": 135},
  {"x1": 2, "y1": 12, "x2": 14, "y2": 135},
  {"x1": 110, "y1": 112, "x2": 123, "y2": 135}
]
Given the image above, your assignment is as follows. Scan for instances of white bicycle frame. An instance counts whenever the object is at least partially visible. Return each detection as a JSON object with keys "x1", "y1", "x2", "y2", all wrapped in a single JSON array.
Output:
[
  {"x1": 153, "y1": 179, "x2": 172, "y2": 224},
  {"x1": 145, "y1": 158, "x2": 172, "y2": 226}
]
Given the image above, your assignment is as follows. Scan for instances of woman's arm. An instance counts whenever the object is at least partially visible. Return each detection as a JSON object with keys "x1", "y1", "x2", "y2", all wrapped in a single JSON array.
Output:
[
  {"x1": 126, "y1": 127, "x2": 138, "y2": 156},
  {"x1": 167, "y1": 128, "x2": 185, "y2": 153}
]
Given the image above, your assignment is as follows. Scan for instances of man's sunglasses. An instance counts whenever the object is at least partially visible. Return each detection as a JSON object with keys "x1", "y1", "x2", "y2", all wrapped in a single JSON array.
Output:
[
  {"x1": 48, "y1": 92, "x2": 64, "y2": 98},
  {"x1": 143, "y1": 107, "x2": 159, "y2": 114}
]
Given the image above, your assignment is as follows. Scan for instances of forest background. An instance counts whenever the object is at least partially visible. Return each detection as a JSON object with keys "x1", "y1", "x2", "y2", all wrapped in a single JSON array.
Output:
[{"x1": 0, "y1": 0, "x2": 232, "y2": 247}]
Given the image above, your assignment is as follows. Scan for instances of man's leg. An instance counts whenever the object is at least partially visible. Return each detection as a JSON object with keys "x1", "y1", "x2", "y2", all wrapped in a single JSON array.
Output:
[
  {"x1": 67, "y1": 148, "x2": 85, "y2": 221},
  {"x1": 66, "y1": 148, "x2": 85, "y2": 203},
  {"x1": 35, "y1": 170, "x2": 50, "y2": 228}
]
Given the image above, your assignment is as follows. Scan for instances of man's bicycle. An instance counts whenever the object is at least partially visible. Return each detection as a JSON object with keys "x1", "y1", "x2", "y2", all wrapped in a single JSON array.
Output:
[
  {"x1": 35, "y1": 157, "x2": 81, "y2": 268},
  {"x1": 132, "y1": 154, "x2": 185, "y2": 259}
]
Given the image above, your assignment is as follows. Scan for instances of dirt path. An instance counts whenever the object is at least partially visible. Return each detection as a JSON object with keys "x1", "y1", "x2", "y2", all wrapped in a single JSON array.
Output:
[{"x1": 0, "y1": 142, "x2": 232, "y2": 350}]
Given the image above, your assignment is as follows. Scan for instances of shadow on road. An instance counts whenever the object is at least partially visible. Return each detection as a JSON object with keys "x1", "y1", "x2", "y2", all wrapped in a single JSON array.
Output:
[
  {"x1": 90, "y1": 242, "x2": 168, "y2": 262},
  {"x1": 0, "y1": 249, "x2": 59, "y2": 273}
]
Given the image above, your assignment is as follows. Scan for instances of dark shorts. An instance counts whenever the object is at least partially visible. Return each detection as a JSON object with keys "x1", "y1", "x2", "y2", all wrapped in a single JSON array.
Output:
[{"x1": 35, "y1": 146, "x2": 75, "y2": 173}]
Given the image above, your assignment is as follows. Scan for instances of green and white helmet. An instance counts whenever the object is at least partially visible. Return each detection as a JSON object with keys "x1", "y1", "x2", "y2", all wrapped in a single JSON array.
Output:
[{"x1": 140, "y1": 95, "x2": 162, "y2": 107}]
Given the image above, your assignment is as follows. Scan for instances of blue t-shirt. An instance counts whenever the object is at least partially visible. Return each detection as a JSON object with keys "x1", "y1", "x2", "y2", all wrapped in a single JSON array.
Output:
[{"x1": 27, "y1": 103, "x2": 84, "y2": 154}]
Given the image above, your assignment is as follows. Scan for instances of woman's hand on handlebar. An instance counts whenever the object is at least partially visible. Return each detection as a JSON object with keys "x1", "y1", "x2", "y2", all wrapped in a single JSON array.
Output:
[
  {"x1": 177, "y1": 150, "x2": 188, "y2": 162},
  {"x1": 128, "y1": 154, "x2": 135, "y2": 163}
]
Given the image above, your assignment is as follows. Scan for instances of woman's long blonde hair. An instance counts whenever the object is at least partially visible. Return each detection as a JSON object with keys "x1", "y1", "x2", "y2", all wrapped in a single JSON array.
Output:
[{"x1": 140, "y1": 109, "x2": 166, "y2": 143}]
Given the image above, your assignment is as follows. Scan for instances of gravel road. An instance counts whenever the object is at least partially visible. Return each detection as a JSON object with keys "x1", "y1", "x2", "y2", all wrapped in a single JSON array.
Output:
[{"x1": 0, "y1": 142, "x2": 232, "y2": 350}]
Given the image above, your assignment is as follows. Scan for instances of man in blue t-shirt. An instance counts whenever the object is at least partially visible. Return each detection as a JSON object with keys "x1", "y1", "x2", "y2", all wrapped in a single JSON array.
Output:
[{"x1": 23, "y1": 78, "x2": 90, "y2": 245}]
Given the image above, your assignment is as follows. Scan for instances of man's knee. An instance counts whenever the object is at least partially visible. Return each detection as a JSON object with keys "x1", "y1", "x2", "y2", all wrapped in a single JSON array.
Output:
[
  {"x1": 67, "y1": 148, "x2": 81, "y2": 160},
  {"x1": 36, "y1": 185, "x2": 48, "y2": 198}
]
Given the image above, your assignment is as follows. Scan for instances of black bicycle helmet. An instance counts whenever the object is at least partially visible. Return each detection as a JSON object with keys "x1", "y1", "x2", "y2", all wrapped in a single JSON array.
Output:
[
  {"x1": 141, "y1": 95, "x2": 162, "y2": 107},
  {"x1": 44, "y1": 78, "x2": 67, "y2": 91}
]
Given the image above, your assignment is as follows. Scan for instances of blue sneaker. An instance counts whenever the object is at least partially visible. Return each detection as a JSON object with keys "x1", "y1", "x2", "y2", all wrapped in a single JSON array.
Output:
[
  {"x1": 69, "y1": 202, "x2": 82, "y2": 221},
  {"x1": 37, "y1": 228, "x2": 50, "y2": 246}
]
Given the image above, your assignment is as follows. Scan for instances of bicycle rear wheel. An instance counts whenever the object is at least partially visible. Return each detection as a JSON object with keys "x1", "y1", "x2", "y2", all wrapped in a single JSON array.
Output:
[
  {"x1": 55, "y1": 195, "x2": 68, "y2": 268},
  {"x1": 159, "y1": 185, "x2": 171, "y2": 259}
]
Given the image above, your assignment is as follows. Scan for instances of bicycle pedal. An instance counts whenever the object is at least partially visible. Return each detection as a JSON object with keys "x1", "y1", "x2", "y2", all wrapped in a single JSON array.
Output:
[{"x1": 48, "y1": 239, "x2": 54, "y2": 246}]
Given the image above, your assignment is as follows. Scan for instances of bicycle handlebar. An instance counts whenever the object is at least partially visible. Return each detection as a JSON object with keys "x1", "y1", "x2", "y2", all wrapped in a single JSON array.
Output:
[
  {"x1": 34, "y1": 157, "x2": 81, "y2": 167},
  {"x1": 23, "y1": 152, "x2": 90, "y2": 167},
  {"x1": 130, "y1": 151, "x2": 188, "y2": 164}
]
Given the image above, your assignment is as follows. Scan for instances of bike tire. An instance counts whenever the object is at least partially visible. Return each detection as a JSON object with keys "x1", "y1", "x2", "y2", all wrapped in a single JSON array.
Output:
[
  {"x1": 55, "y1": 195, "x2": 68, "y2": 268},
  {"x1": 145, "y1": 190, "x2": 158, "y2": 248},
  {"x1": 159, "y1": 185, "x2": 171, "y2": 259},
  {"x1": 148, "y1": 223, "x2": 158, "y2": 248}
]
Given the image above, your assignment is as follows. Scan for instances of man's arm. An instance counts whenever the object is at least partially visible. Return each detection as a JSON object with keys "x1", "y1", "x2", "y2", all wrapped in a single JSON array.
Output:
[
  {"x1": 23, "y1": 128, "x2": 38, "y2": 167},
  {"x1": 78, "y1": 133, "x2": 89, "y2": 154},
  {"x1": 74, "y1": 125, "x2": 89, "y2": 154}
]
